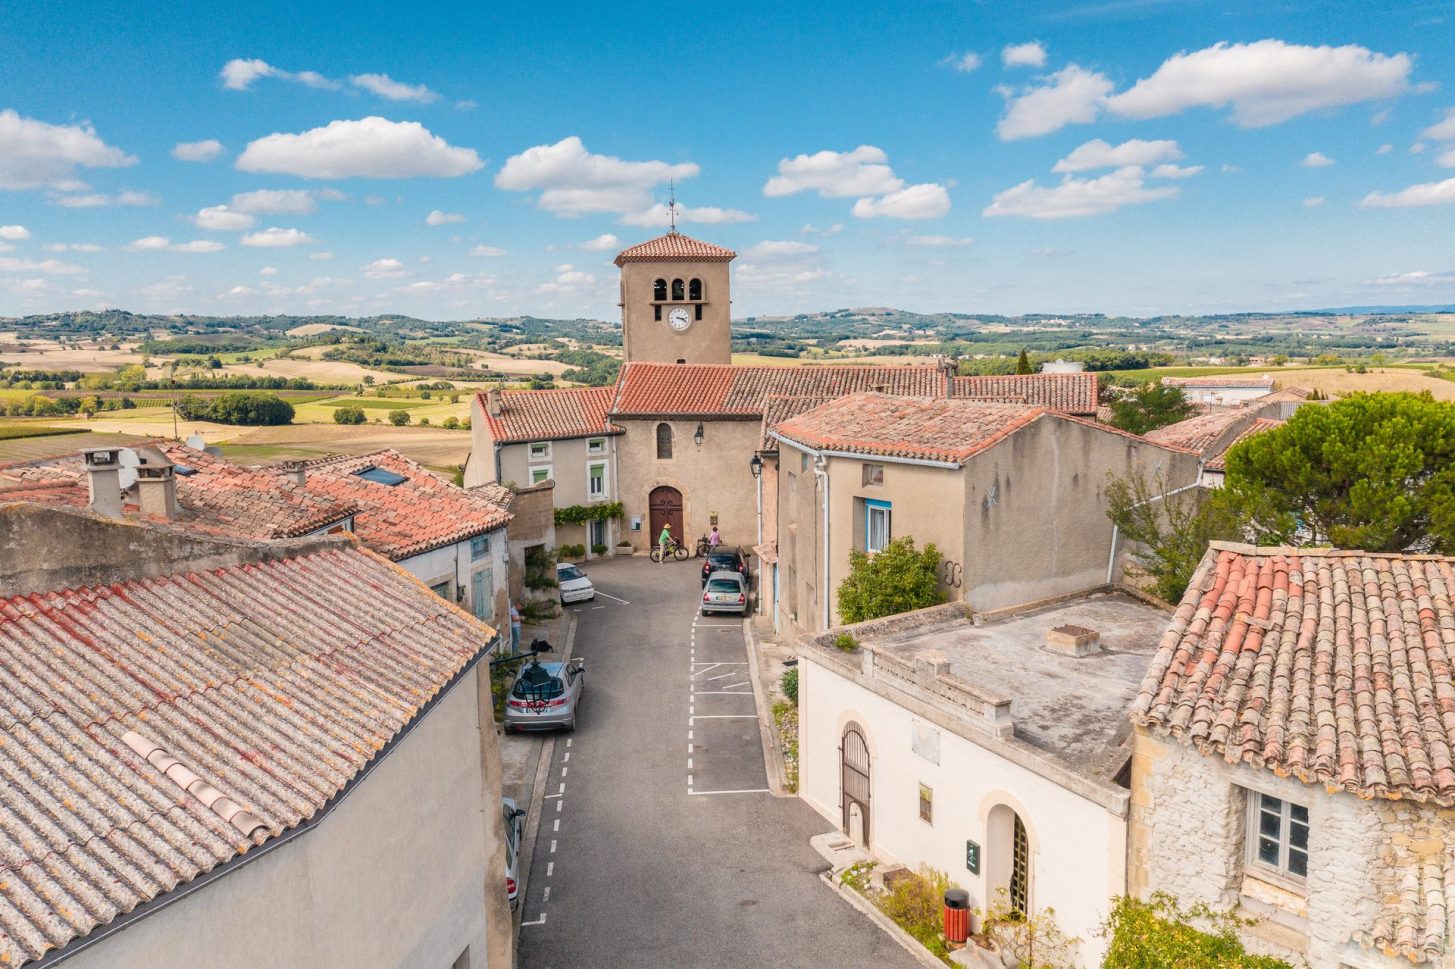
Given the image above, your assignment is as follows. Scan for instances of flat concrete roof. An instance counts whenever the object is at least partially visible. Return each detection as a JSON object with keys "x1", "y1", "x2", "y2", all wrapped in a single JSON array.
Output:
[{"x1": 865, "y1": 592, "x2": 1167, "y2": 784}]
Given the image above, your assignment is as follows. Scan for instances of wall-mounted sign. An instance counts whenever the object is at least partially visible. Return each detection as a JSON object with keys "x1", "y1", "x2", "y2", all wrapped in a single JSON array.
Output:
[
  {"x1": 630, "y1": 516, "x2": 642, "y2": 531},
  {"x1": 911, "y1": 719, "x2": 941, "y2": 765},
  {"x1": 966, "y1": 839, "x2": 981, "y2": 875}
]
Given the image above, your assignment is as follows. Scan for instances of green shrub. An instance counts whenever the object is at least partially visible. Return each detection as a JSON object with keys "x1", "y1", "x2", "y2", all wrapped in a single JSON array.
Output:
[
  {"x1": 1101, "y1": 893, "x2": 1294, "y2": 968},
  {"x1": 519, "y1": 600, "x2": 558, "y2": 623},
  {"x1": 591, "y1": 543, "x2": 608, "y2": 555},
  {"x1": 836, "y1": 537, "x2": 945, "y2": 624},
  {"x1": 442, "y1": 416, "x2": 460, "y2": 429},
  {"x1": 833, "y1": 633, "x2": 858, "y2": 652},
  {"x1": 418, "y1": 416, "x2": 431, "y2": 426},
  {"x1": 780, "y1": 667, "x2": 799, "y2": 704},
  {"x1": 388, "y1": 409, "x2": 411, "y2": 426},
  {"x1": 876, "y1": 867, "x2": 953, "y2": 964},
  {"x1": 333, "y1": 406, "x2": 366, "y2": 425}
]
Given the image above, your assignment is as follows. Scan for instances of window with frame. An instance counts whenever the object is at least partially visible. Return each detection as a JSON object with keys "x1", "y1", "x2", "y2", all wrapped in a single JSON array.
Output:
[
  {"x1": 866, "y1": 499, "x2": 891, "y2": 553},
  {"x1": 800, "y1": 452, "x2": 810, "y2": 472},
  {"x1": 530, "y1": 466, "x2": 552, "y2": 485},
  {"x1": 587, "y1": 437, "x2": 607, "y2": 455},
  {"x1": 430, "y1": 580, "x2": 452, "y2": 600},
  {"x1": 1010, "y1": 813, "x2": 1029, "y2": 916},
  {"x1": 862, "y1": 463, "x2": 884, "y2": 486},
  {"x1": 470, "y1": 534, "x2": 491, "y2": 561},
  {"x1": 471, "y1": 569, "x2": 493, "y2": 621},
  {"x1": 655, "y1": 422, "x2": 673, "y2": 459},
  {"x1": 918, "y1": 784, "x2": 933, "y2": 824},
  {"x1": 528, "y1": 442, "x2": 551, "y2": 462},
  {"x1": 1247, "y1": 790, "x2": 1309, "y2": 880},
  {"x1": 587, "y1": 461, "x2": 607, "y2": 500}
]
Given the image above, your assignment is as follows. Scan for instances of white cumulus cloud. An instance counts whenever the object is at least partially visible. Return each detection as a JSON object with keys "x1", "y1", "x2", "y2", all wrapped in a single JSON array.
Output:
[
  {"x1": 983, "y1": 167, "x2": 1179, "y2": 220},
  {"x1": 1105, "y1": 40, "x2": 1414, "y2": 127},
  {"x1": 469, "y1": 244, "x2": 507, "y2": 257},
  {"x1": 1439, "y1": 148, "x2": 1455, "y2": 169},
  {"x1": 0, "y1": 225, "x2": 29, "y2": 241},
  {"x1": 195, "y1": 205, "x2": 256, "y2": 231},
  {"x1": 621, "y1": 203, "x2": 756, "y2": 227},
  {"x1": 764, "y1": 146, "x2": 903, "y2": 198},
  {"x1": 123, "y1": 236, "x2": 224, "y2": 253},
  {"x1": 496, "y1": 136, "x2": 698, "y2": 216},
  {"x1": 1364, "y1": 270, "x2": 1455, "y2": 286},
  {"x1": 1053, "y1": 138, "x2": 1184, "y2": 172},
  {"x1": 1421, "y1": 108, "x2": 1455, "y2": 141},
  {"x1": 940, "y1": 52, "x2": 982, "y2": 73},
  {"x1": 1003, "y1": 42, "x2": 1048, "y2": 68},
  {"x1": 0, "y1": 256, "x2": 84, "y2": 275},
  {"x1": 220, "y1": 58, "x2": 339, "y2": 91},
  {"x1": 1151, "y1": 164, "x2": 1203, "y2": 178},
  {"x1": 1377, "y1": 143, "x2": 1394, "y2": 155},
  {"x1": 122, "y1": 236, "x2": 171, "y2": 251},
  {"x1": 241, "y1": 227, "x2": 316, "y2": 247},
  {"x1": 172, "y1": 139, "x2": 223, "y2": 162},
  {"x1": 996, "y1": 65, "x2": 1113, "y2": 140},
  {"x1": 908, "y1": 235, "x2": 974, "y2": 247},
  {"x1": 852, "y1": 183, "x2": 952, "y2": 220},
  {"x1": 425, "y1": 209, "x2": 465, "y2": 225},
  {"x1": 743, "y1": 241, "x2": 819, "y2": 260},
  {"x1": 735, "y1": 240, "x2": 829, "y2": 290},
  {"x1": 1303, "y1": 196, "x2": 1326, "y2": 207},
  {"x1": 237, "y1": 117, "x2": 483, "y2": 179},
  {"x1": 580, "y1": 233, "x2": 620, "y2": 251},
  {"x1": 52, "y1": 190, "x2": 157, "y2": 208},
  {"x1": 1359, "y1": 177, "x2": 1455, "y2": 209},
  {"x1": 230, "y1": 189, "x2": 324, "y2": 214},
  {"x1": 349, "y1": 73, "x2": 439, "y2": 103},
  {"x1": 0, "y1": 109, "x2": 136, "y2": 190},
  {"x1": 1301, "y1": 151, "x2": 1334, "y2": 167},
  {"x1": 363, "y1": 257, "x2": 409, "y2": 278}
]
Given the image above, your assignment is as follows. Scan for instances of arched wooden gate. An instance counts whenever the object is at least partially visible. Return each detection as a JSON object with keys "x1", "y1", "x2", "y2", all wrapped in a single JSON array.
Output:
[
  {"x1": 648, "y1": 486, "x2": 684, "y2": 545},
  {"x1": 841, "y1": 722, "x2": 871, "y2": 846}
]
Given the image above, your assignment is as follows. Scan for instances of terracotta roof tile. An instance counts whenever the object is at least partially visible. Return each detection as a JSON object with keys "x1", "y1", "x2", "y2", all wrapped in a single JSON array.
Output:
[
  {"x1": 1132, "y1": 544, "x2": 1455, "y2": 804},
  {"x1": 759, "y1": 395, "x2": 838, "y2": 450},
  {"x1": 0, "y1": 545, "x2": 497, "y2": 966},
  {"x1": 1162, "y1": 375, "x2": 1276, "y2": 388},
  {"x1": 0, "y1": 443, "x2": 356, "y2": 539},
  {"x1": 612, "y1": 362, "x2": 946, "y2": 418},
  {"x1": 1203, "y1": 418, "x2": 1284, "y2": 472},
  {"x1": 772, "y1": 394, "x2": 1044, "y2": 464},
  {"x1": 1355, "y1": 842, "x2": 1455, "y2": 962},
  {"x1": 950, "y1": 372, "x2": 1099, "y2": 415},
  {"x1": 1144, "y1": 408, "x2": 1255, "y2": 455},
  {"x1": 613, "y1": 232, "x2": 736, "y2": 265},
  {"x1": 295, "y1": 449, "x2": 511, "y2": 559},
  {"x1": 476, "y1": 386, "x2": 619, "y2": 443}
]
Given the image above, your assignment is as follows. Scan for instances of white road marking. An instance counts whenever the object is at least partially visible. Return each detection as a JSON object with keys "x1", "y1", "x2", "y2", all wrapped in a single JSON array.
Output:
[
  {"x1": 553, "y1": 819, "x2": 560, "y2": 832},
  {"x1": 561, "y1": 766, "x2": 568, "y2": 777},
  {"x1": 695, "y1": 690, "x2": 754, "y2": 696},
  {"x1": 543, "y1": 886, "x2": 552, "y2": 902},
  {"x1": 691, "y1": 663, "x2": 725, "y2": 678},
  {"x1": 563, "y1": 752, "x2": 570, "y2": 763},
  {"x1": 689, "y1": 788, "x2": 772, "y2": 796},
  {"x1": 688, "y1": 757, "x2": 693, "y2": 769},
  {"x1": 691, "y1": 661, "x2": 746, "y2": 665},
  {"x1": 546, "y1": 862, "x2": 554, "y2": 877},
  {"x1": 688, "y1": 729, "x2": 694, "y2": 740},
  {"x1": 555, "y1": 801, "x2": 563, "y2": 813},
  {"x1": 687, "y1": 773, "x2": 694, "y2": 787},
  {"x1": 558, "y1": 783, "x2": 566, "y2": 795},
  {"x1": 690, "y1": 714, "x2": 761, "y2": 720},
  {"x1": 590, "y1": 605, "x2": 606, "y2": 610},
  {"x1": 544, "y1": 793, "x2": 562, "y2": 800},
  {"x1": 550, "y1": 840, "x2": 557, "y2": 853},
  {"x1": 565, "y1": 738, "x2": 572, "y2": 748},
  {"x1": 704, "y1": 670, "x2": 743, "y2": 682},
  {"x1": 594, "y1": 590, "x2": 631, "y2": 605},
  {"x1": 521, "y1": 914, "x2": 547, "y2": 927}
]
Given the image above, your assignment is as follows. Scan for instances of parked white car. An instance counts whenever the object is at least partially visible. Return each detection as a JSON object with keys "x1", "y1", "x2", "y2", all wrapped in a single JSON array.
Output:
[{"x1": 557, "y1": 563, "x2": 595, "y2": 604}]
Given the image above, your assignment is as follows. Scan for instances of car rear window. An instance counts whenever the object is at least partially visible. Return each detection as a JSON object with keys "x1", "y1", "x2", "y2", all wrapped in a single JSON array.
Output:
[
  {"x1": 512, "y1": 665, "x2": 565, "y2": 699},
  {"x1": 558, "y1": 565, "x2": 584, "y2": 581},
  {"x1": 707, "y1": 578, "x2": 741, "y2": 593},
  {"x1": 708, "y1": 553, "x2": 739, "y2": 566}
]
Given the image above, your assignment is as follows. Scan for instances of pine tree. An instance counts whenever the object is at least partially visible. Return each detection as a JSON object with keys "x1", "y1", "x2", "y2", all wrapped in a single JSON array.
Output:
[{"x1": 1015, "y1": 349, "x2": 1033, "y2": 375}]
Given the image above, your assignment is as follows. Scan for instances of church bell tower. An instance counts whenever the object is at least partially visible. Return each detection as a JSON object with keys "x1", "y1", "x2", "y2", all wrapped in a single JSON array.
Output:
[{"x1": 614, "y1": 218, "x2": 736, "y2": 366}]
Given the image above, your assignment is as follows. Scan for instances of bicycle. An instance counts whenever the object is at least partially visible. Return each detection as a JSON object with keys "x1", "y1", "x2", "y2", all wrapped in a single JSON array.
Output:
[
  {"x1": 649, "y1": 540, "x2": 691, "y2": 563},
  {"x1": 694, "y1": 535, "x2": 711, "y2": 558}
]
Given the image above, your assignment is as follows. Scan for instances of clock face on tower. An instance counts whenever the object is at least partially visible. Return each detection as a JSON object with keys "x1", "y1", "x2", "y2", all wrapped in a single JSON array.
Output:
[{"x1": 668, "y1": 306, "x2": 692, "y2": 332}]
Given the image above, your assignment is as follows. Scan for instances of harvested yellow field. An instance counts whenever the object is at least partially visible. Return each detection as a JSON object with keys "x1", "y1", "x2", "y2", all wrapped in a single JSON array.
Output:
[
  {"x1": 221, "y1": 356, "x2": 399, "y2": 385},
  {"x1": 286, "y1": 323, "x2": 362, "y2": 337},
  {"x1": 1272, "y1": 367, "x2": 1455, "y2": 400},
  {"x1": 450, "y1": 348, "x2": 574, "y2": 375},
  {"x1": 0, "y1": 344, "x2": 152, "y2": 372}
]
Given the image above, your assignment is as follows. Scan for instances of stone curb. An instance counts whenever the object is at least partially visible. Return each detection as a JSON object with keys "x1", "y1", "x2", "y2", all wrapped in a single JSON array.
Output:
[
  {"x1": 818, "y1": 871, "x2": 948, "y2": 969},
  {"x1": 742, "y1": 618, "x2": 792, "y2": 798},
  {"x1": 511, "y1": 608, "x2": 578, "y2": 936}
]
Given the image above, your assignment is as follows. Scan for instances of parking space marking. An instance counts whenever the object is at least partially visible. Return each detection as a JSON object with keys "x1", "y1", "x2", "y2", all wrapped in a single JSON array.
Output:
[
  {"x1": 521, "y1": 914, "x2": 547, "y2": 927},
  {"x1": 550, "y1": 839, "x2": 557, "y2": 853},
  {"x1": 593, "y1": 590, "x2": 631, "y2": 605},
  {"x1": 543, "y1": 886, "x2": 552, "y2": 902},
  {"x1": 553, "y1": 819, "x2": 560, "y2": 832},
  {"x1": 689, "y1": 788, "x2": 771, "y2": 796},
  {"x1": 690, "y1": 714, "x2": 759, "y2": 720},
  {"x1": 695, "y1": 690, "x2": 755, "y2": 696},
  {"x1": 546, "y1": 862, "x2": 554, "y2": 877}
]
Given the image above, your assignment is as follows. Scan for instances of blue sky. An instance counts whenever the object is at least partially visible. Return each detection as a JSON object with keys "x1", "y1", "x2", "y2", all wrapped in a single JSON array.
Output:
[{"x1": 2, "y1": 0, "x2": 1454, "y2": 320}]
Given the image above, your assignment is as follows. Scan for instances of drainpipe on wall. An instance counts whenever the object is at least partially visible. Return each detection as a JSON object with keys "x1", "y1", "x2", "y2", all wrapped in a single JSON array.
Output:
[
  {"x1": 813, "y1": 453, "x2": 830, "y2": 631},
  {"x1": 754, "y1": 462, "x2": 764, "y2": 616}
]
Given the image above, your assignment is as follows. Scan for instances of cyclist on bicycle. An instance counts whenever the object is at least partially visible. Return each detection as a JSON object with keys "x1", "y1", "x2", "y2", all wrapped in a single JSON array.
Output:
[{"x1": 658, "y1": 523, "x2": 673, "y2": 561}]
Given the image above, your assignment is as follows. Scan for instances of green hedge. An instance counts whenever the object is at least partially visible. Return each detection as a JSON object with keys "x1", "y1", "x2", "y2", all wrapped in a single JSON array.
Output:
[
  {"x1": 1102, "y1": 894, "x2": 1294, "y2": 968},
  {"x1": 554, "y1": 500, "x2": 624, "y2": 527},
  {"x1": 176, "y1": 392, "x2": 294, "y2": 426}
]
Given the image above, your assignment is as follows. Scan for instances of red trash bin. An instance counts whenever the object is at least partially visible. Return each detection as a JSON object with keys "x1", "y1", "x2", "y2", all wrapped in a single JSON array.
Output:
[{"x1": 943, "y1": 888, "x2": 970, "y2": 943}]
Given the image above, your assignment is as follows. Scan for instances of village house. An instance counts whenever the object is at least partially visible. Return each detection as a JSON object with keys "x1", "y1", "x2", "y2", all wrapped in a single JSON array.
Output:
[
  {"x1": 765, "y1": 393, "x2": 1200, "y2": 636},
  {"x1": 1130, "y1": 543, "x2": 1455, "y2": 968},
  {"x1": 1161, "y1": 374, "x2": 1276, "y2": 407},
  {"x1": 1145, "y1": 388, "x2": 1312, "y2": 486},
  {"x1": 0, "y1": 502, "x2": 514, "y2": 969},
  {"x1": 797, "y1": 590, "x2": 1174, "y2": 966}
]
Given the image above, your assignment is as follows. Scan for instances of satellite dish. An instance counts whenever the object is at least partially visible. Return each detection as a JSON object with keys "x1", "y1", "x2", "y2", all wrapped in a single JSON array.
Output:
[
  {"x1": 117, "y1": 449, "x2": 140, "y2": 491},
  {"x1": 185, "y1": 433, "x2": 206, "y2": 451},
  {"x1": 203, "y1": 446, "x2": 223, "y2": 458}
]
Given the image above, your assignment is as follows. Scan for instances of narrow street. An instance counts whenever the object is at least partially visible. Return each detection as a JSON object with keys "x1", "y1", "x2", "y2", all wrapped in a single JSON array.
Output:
[{"x1": 515, "y1": 555, "x2": 918, "y2": 969}]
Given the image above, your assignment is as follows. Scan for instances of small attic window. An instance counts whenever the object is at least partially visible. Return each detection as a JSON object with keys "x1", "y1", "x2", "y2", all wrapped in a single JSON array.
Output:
[{"x1": 354, "y1": 466, "x2": 408, "y2": 487}]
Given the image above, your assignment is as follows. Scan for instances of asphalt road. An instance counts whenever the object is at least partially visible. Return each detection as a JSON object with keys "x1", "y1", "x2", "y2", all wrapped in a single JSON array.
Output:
[{"x1": 516, "y1": 555, "x2": 918, "y2": 969}]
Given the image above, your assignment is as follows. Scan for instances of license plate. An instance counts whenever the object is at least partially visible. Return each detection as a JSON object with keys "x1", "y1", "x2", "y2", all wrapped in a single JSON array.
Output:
[{"x1": 713, "y1": 594, "x2": 735, "y2": 602}]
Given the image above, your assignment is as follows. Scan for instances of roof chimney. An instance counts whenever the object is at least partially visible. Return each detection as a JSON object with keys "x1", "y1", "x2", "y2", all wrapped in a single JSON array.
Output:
[
  {"x1": 1046, "y1": 624, "x2": 1100, "y2": 657},
  {"x1": 281, "y1": 460, "x2": 307, "y2": 487},
  {"x1": 486, "y1": 388, "x2": 503, "y2": 418},
  {"x1": 135, "y1": 453, "x2": 179, "y2": 521},
  {"x1": 81, "y1": 447, "x2": 123, "y2": 518}
]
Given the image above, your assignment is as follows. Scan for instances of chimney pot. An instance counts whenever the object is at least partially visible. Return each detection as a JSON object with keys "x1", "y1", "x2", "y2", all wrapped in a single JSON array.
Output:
[
  {"x1": 136, "y1": 460, "x2": 179, "y2": 521},
  {"x1": 1046, "y1": 624, "x2": 1100, "y2": 657},
  {"x1": 281, "y1": 460, "x2": 307, "y2": 487},
  {"x1": 486, "y1": 388, "x2": 503, "y2": 418},
  {"x1": 81, "y1": 447, "x2": 123, "y2": 518}
]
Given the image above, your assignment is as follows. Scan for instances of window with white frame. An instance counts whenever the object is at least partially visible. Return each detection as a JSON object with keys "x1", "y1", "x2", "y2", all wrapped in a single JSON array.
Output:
[
  {"x1": 530, "y1": 466, "x2": 552, "y2": 485},
  {"x1": 587, "y1": 437, "x2": 607, "y2": 455},
  {"x1": 528, "y1": 442, "x2": 551, "y2": 462},
  {"x1": 1246, "y1": 790, "x2": 1309, "y2": 880},
  {"x1": 587, "y1": 461, "x2": 608, "y2": 500},
  {"x1": 865, "y1": 499, "x2": 891, "y2": 553},
  {"x1": 470, "y1": 534, "x2": 491, "y2": 561}
]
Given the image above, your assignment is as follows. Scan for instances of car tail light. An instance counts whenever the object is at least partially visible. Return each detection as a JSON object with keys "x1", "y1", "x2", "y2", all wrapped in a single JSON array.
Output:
[
  {"x1": 737, "y1": 594, "x2": 746, "y2": 603},
  {"x1": 507, "y1": 698, "x2": 526, "y2": 709},
  {"x1": 703, "y1": 592, "x2": 710, "y2": 601},
  {"x1": 506, "y1": 877, "x2": 517, "y2": 894}
]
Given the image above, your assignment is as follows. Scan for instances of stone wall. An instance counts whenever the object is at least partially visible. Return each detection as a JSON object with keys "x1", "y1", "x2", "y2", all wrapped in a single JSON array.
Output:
[
  {"x1": 502, "y1": 481, "x2": 556, "y2": 604},
  {"x1": 1130, "y1": 727, "x2": 1455, "y2": 968}
]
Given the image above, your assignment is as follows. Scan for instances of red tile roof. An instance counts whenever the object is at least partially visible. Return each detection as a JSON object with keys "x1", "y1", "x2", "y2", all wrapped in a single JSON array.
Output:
[
  {"x1": 1132, "y1": 544, "x2": 1455, "y2": 804},
  {"x1": 0, "y1": 545, "x2": 497, "y2": 966},
  {"x1": 771, "y1": 394, "x2": 1044, "y2": 464},
  {"x1": 611, "y1": 362, "x2": 946, "y2": 418},
  {"x1": 1162, "y1": 375, "x2": 1275, "y2": 388},
  {"x1": 0, "y1": 442, "x2": 356, "y2": 539},
  {"x1": 759, "y1": 395, "x2": 837, "y2": 450},
  {"x1": 613, "y1": 231, "x2": 736, "y2": 265},
  {"x1": 1143, "y1": 408, "x2": 1254, "y2": 455},
  {"x1": 476, "y1": 386, "x2": 619, "y2": 443},
  {"x1": 296, "y1": 449, "x2": 511, "y2": 559},
  {"x1": 1203, "y1": 418, "x2": 1284, "y2": 472},
  {"x1": 950, "y1": 372, "x2": 1099, "y2": 415}
]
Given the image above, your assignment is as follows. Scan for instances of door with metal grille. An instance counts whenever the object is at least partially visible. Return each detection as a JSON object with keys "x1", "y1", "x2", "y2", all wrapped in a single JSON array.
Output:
[
  {"x1": 1010, "y1": 812, "x2": 1029, "y2": 916},
  {"x1": 840, "y1": 723, "x2": 871, "y2": 845}
]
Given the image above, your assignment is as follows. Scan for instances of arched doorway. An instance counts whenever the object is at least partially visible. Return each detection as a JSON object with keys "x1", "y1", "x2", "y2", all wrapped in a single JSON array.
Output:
[
  {"x1": 648, "y1": 486, "x2": 684, "y2": 546},
  {"x1": 986, "y1": 803, "x2": 1032, "y2": 916},
  {"x1": 841, "y1": 722, "x2": 871, "y2": 846}
]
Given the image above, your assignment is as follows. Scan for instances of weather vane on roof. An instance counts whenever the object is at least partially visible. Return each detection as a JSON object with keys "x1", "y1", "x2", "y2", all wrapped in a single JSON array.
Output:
[{"x1": 668, "y1": 179, "x2": 678, "y2": 233}]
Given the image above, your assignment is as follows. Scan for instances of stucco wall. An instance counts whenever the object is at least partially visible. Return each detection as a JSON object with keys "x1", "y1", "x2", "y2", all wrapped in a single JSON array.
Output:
[
  {"x1": 64, "y1": 665, "x2": 508, "y2": 969},
  {"x1": 958, "y1": 416, "x2": 1200, "y2": 613},
  {"x1": 775, "y1": 443, "x2": 824, "y2": 633},
  {"x1": 615, "y1": 416, "x2": 760, "y2": 550},
  {"x1": 397, "y1": 527, "x2": 509, "y2": 629},
  {"x1": 619, "y1": 259, "x2": 731, "y2": 365},
  {"x1": 800, "y1": 654, "x2": 1125, "y2": 965},
  {"x1": 1129, "y1": 728, "x2": 1454, "y2": 969}
]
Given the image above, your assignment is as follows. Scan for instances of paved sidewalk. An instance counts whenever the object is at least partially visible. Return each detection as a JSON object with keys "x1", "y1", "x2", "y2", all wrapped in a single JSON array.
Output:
[
  {"x1": 745, "y1": 612, "x2": 799, "y2": 794},
  {"x1": 498, "y1": 609, "x2": 573, "y2": 806}
]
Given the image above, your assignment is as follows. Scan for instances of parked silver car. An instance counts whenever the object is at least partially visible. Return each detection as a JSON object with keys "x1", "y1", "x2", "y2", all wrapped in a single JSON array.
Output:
[
  {"x1": 503, "y1": 657, "x2": 586, "y2": 732},
  {"x1": 701, "y1": 570, "x2": 749, "y2": 616},
  {"x1": 502, "y1": 797, "x2": 525, "y2": 908}
]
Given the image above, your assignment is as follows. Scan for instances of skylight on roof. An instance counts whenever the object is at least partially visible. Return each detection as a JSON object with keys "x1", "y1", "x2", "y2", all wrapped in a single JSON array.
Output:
[
  {"x1": 354, "y1": 466, "x2": 408, "y2": 487},
  {"x1": 174, "y1": 465, "x2": 197, "y2": 476}
]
